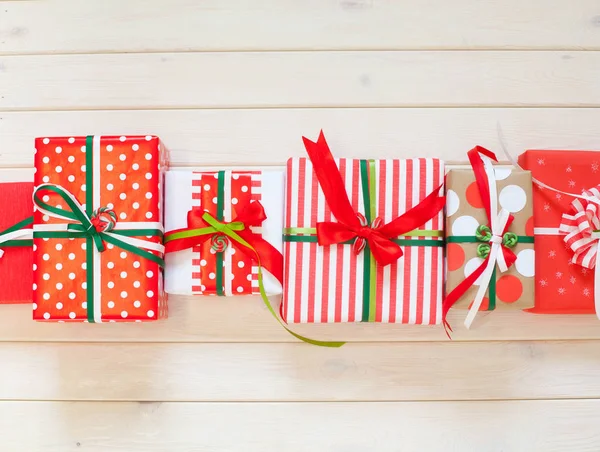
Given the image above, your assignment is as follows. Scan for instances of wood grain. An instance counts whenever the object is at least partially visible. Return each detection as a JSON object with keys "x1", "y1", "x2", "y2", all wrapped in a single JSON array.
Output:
[
  {"x1": 2, "y1": 341, "x2": 600, "y2": 401},
  {"x1": 2, "y1": 108, "x2": 600, "y2": 167},
  {"x1": 2, "y1": 0, "x2": 600, "y2": 54},
  {"x1": 3, "y1": 297, "x2": 600, "y2": 343},
  {"x1": 0, "y1": 52, "x2": 598, "y2": 110},
  {"x1": 2, "y1": 400, "x2": 599, "y2": 452}
]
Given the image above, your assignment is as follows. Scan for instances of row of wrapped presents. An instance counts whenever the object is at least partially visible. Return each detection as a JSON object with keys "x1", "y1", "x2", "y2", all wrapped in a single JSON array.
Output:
[{"x1": 1, "y1": 132, "x2": 598, "y2": 344}]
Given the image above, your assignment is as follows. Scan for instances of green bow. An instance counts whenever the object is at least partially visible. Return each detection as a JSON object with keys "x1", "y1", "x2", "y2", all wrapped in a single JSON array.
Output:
[{"x1": 475, "y1": 224, "x2": 519, "y2": 259}]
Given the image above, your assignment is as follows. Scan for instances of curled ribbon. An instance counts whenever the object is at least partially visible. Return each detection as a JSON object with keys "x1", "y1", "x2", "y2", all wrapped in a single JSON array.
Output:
[
  {"x1": 33, "y1": 184, "x2": 165, "y2": 266},
  {"x1": 164, "y1": 201, "x2": 343, "y2": 347},
  {"x1": 442, "y1": 146, "x2": 517, "y2": 331},
  {"x1": 303, "y1": 131, "x2": 445, "y2": 267},
  {"x1": 0, "y1": 216, "x2": 33, "y2": 259},
  {"x1": 559, "y1": 186, "x2": 600, "y2": 319}
]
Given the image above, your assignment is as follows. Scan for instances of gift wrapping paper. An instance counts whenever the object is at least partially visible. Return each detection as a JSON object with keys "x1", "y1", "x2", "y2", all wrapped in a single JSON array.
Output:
[
  {"x1": 445, "y1": 167, "x2": 535, "y2": 311},
  {"x1": 0, "y1": 182, "x2": 34, "y2": 303},
  {"x1": 33, "y1": 135, "x2": 168, "y2": 322},
  {"x1": 164, "y1": 170, "x2": 283, "y2": 296},
  {"x1": 282, "y1": 157, "x2": 445, "y2": 324},
  {"x1": 519, "y1": 150, "x2": 600, "y2": 314}
]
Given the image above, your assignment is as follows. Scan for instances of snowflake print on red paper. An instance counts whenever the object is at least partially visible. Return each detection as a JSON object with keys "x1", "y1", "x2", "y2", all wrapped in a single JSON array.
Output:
[
  {"x1": 558, "y1": 287, "x2": 566, "y2": 295},
  {"x1": 543, "y1": 203, "x2": 551, "y2": 212},
  {"x1": 570, "y1": 276, "x2": 576, "y2": 285},
  {"x1": 555, "y1": 193, "x2": 562, "y2": 200},
  {"x1": 566, "y1": 165, "x2": 572, "y2": 173},
  {"x1": 548, "y1": 250, "x2": 556, "y2": 258},
  {"x1": 592, "y1": 162, "x2": 599, "y2": 173},
  {"x1": 556, "y1": 271, "x2": 563, "y2": 279},
  {"x1": 568, "y1": 180, "x2": 576, "y2": 188},
  {"x1": 537, "y1": 158, "x2": 545, "y2": 166},
  {"x1": 539, "y1": 279, "x2": 548, "y2": 287},
  {"x1": 583, "y1": 288, "x2": 591, "y2": 297},
  {"x1": 581, "y1": 268, "x2": 589, "y2": 276}
]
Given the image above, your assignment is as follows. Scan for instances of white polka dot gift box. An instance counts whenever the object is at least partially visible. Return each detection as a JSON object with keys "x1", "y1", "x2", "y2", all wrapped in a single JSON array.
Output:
[
  {"x1": 163, "y1": 170, "x2": 283, "y2": 297},
  {"x1": 32, "y1": 136, "x2": 169, "y2": 322},
  {"x1": 443, "y1": 146, "x2": 534, "y2": 330},
  {"x1": 281, "y1": 132, "x2": 446, "y2": 325}
]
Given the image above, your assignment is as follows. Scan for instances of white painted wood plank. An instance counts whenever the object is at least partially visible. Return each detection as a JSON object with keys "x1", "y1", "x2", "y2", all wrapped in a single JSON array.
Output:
[
  {"x1": 3, "y1": 297, "x2": 600, "y2": 342},
  {"x1": 2, "y1": 108, "x2": 600, "y2": 167},
  {"x1": 0, "y1": 52, "x2": 598, "y2": 110},
  {"x1": 2, "y1": 0, "x2": 600, "y2": 54},
  {"x1": 1, "y1": 341, "x2": 600, "y2": 401},
  {"x1": 2, "y1": 400, "x2": 599, "y2": 452}
]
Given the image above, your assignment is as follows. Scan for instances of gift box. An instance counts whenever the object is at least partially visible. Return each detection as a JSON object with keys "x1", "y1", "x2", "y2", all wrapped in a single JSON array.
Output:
[
  {"x1": 33, "y1": 135, "x2": 168, "y2": 322},
  {"x1": 0, "y1": 182, "x2": 34, "y2": 303},
  {"x1": 445, "y1": 155, "x2": 535, "y2": 317},
  {"x1": 519, "y1": 150, "x2": 600, "y2": 314},
  {"x1": 164, "y1": 170, "x2": 283, "y2": 296},
  {"x1": 282, "y1": 132, "x2": 445, "y2": 324}
]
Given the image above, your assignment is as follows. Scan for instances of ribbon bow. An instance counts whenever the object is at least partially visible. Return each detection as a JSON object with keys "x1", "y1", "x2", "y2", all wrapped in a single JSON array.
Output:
[
  {"x1": 33, "y1": 184, "x2": 165, "y2": 266},
  {"x1": 302, "y1": 131, "x2": 445, "y2": 267},
  {"x1": 164, "y1": 201, "x2": 341, "y2": 347},
  {"x1": 442, "y1": 146, "x2": 518, "y2": 331},
  {"x1": 559, "y1": 187, "x2": 600, "y2": 319}
]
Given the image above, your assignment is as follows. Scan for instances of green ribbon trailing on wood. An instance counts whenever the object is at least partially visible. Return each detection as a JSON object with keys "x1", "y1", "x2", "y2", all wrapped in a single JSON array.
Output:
[{"x1": 283, "y1": 159, "x2": 445, "y2": 322}]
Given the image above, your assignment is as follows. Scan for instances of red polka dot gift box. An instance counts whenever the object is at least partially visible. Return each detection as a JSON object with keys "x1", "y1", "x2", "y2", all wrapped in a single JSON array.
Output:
[
  {"x1": 0, "y1": 182, "x2": 34, "y2": 304},
  {"x1": 33, "y1": 136, "x2": 169, "y2": 322},
  {"x1": 281, "y1": 132, "x2": 446, "y2": 325},
  {"x1": 164, "y1": 170, "x2": 283, "y2": 297},
  {"x1": 444, "y1": 147, "x2": 534, "y2": 330},
  {"x1": 519, "y1": 150, "x2": 600, "y2": 315}
]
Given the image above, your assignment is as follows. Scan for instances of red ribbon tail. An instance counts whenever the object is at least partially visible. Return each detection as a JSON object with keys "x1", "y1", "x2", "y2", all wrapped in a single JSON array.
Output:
[
  {"x1": 378, "y1": 183, "x2": 445, "y2": 237},
  {"x1": 368, "y1": 234, "x2": 404, "y2": 266},
  {"x1": 467, "y1": 146, "x2": 497, "y2": 225},
  {"x1": 237, "y1": 230, "x2": 284, "y2": 285},
  {"x1": 441, "y1": 258, "x2": 489, "y2": 334}
]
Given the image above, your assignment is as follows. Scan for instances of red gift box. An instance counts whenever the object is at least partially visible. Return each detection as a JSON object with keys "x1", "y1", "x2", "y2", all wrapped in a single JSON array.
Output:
[
  {"x1": 519, "y1": 150, "x2": 599, "y2": 314},
  {"x1": 0, "y1": 182, "x2": 34, "y2": 303}
]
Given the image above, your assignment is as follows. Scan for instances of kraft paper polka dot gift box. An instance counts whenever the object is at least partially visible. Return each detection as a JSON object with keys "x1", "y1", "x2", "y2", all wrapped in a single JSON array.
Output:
[
  {"x1": 282, "y1": 131, "x2": 446, "y2": 325},
  {"x1": 164, "y1": 170, "x2": 283, "y2": 296},
  {"x1": 0, "y1": 182, "x2": 34, "y2": 304},
  {"x1": 444, "y1": 146, "x2": 534, "y2": 329},
  {"x1": 32, "y1": 135, "x2": 168, "y2": 322}
]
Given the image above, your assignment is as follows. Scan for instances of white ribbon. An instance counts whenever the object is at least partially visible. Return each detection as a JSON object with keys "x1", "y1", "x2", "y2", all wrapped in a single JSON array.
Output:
[
  {"x1": 463, "y1": 154, "x2": 512, "y2": 329},
  {"x1": 0, "y1": 228, "x2": 33, "y2": 258}
]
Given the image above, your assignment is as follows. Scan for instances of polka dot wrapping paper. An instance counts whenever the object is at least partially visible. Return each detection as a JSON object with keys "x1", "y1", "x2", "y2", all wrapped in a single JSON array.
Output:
[
  {"x1": 445, "y1": 167, "x2": 534, "y2": 311},
  {"x1": 519, "y1": 150, "x2": 600, "y2": 314},
  {"x1": 164, "y1": 170, "x2": 283, "y2": 296},
  {"x1": 0, "y1": 182, "x2": 34, "y2": 304},
  {"x1": 33, "y1": 135, "x2": 168, "y2": 322},
  {"x1": 282, "y1": 157, "x2": 445, "y2": 324}
]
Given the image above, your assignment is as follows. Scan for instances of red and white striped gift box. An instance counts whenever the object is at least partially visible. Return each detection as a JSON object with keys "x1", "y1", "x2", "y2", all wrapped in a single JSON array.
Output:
[
  {"x1": 282, "y1": 157, "x2": 445, "y2": 324},
  {"x1": 164, "y1": 170, "x2": 284, "y2": 296}
]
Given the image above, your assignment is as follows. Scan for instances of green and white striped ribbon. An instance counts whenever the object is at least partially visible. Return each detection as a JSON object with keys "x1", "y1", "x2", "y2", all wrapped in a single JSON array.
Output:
[{"x1": 0, "y1": 216, "x2": 34, "y2": 258}]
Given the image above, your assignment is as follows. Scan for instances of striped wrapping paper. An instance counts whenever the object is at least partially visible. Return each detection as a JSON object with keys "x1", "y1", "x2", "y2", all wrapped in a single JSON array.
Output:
[
  {"x1": 282, "y1": 157, "x2": 445, "y2": 324},
  {"x1": 164, "y1": 170, "x2": 283, "y2": 296}
]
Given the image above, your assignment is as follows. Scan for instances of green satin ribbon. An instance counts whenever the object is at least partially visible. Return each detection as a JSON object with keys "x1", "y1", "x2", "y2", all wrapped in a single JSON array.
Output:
[
  {"x1": 283, "y1": 159, "x2": 444, "y2": 322},
  {"x1": 0, "y1": 216, "x2": 34, "y2": 247},
  {"x1": 447, "y1": 234, "x2": 534, "y2": 311},
  {"x1": 165, "y1": 211, "x2": 344, "y2": 347}
]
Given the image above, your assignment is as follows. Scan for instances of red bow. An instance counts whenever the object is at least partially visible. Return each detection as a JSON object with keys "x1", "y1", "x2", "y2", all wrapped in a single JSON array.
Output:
[
  {"x1": 165, "y1": 200, "x2": 283, "y2": 283},
  {"x1": 302, "y1": 131, "x2": 446, "y2": 267}
]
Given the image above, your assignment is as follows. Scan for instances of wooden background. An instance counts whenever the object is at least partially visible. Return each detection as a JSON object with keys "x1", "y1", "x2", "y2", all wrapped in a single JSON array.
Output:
[{"x1": 2, "y1": 1, "x2": 600, "y2": 450}]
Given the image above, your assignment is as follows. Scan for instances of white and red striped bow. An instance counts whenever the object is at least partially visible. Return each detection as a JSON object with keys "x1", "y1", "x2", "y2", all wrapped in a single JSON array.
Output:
[
  {"x1": 559, "y1": 186, "x2": 600, "y2": 320},
  {"x1": 559, "y1": 186, "x2": 600, "y2": 270}
]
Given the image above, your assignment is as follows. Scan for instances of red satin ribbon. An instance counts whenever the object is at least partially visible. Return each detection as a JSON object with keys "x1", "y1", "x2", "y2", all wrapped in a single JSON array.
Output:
[
  {"x1": 165, "y1": 200, "x2": 283, "y2": 284},
  {"x1": 442, "y1": 146, "x2": 517, "y2": 333},
  {"x1": 302, "y1": 131, "x2": 446, "y2": 267}
]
